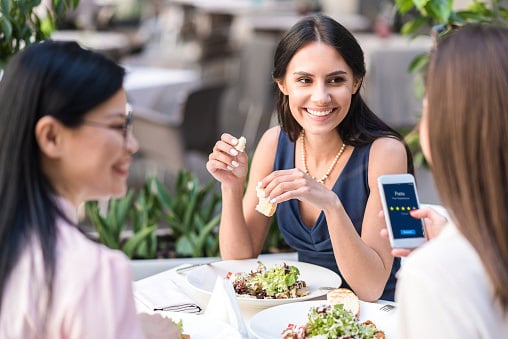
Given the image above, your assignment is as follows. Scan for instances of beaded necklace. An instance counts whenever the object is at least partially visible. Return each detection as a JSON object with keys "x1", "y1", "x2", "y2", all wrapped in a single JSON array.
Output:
[{"x1": 300, "y1": 131, "x2": 346, "y2": 184}]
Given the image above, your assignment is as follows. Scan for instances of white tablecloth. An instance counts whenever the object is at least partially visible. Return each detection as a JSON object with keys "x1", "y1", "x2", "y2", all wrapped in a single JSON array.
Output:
[{"x1": 133, "y1": 253, "x2": 397, "y2": 339}]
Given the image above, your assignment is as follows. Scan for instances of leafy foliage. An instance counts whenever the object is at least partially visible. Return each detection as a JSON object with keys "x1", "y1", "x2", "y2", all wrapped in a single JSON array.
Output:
[
  {"x1": 0, "y1": 0, "x2": 80, "y2": 67},
  {"x1": 85, "y1": 179, "x2": 159, "y2": 259},
  {"x1": 394, "y1": 0, "x2": 508, "y2": 167},
  {"x1": 155, "y1": 170, "x2": 222, "y2": 258},
  {"x1": 84, "y1": 171, "x2": 223, "y2": 259}
]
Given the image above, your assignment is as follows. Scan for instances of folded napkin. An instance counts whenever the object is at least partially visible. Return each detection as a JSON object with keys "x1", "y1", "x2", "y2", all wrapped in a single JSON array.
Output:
[
  {"x1": 204, "y1": 277, "x2": 249, "y2": 338},
  {"x1": 135, "y1": 277, "x2": 202, "y2": 314}
]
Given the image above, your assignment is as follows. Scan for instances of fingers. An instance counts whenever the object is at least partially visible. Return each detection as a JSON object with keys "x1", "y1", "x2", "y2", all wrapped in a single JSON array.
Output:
[
  {"x1": 206, "y1": 133, "x2": 248, "y2": 181},
  {"x1": 210, "y1": 134, "x2": 247, "y2": 166},
  {"x1": 409, "y1": 206, "x2": 447, "y2": 224},
  {"x1": 391, "y1": 248, "x2": 413, "y2": 257},
  {"x1": 380, "y1": 228, "x2": 389, "y2": 239},
  {"x1": 258, "y1": 169, "x2": 307, "y2": 201},
  {"x1": 379, "y1": 222, "x2": 414, "y2": 257},
  {"x1": 258, "y1": 168, "x2": 334, "y2": 209},
  {"x1": 409, "y1": 206, "x2": 447, "y2": 240}
]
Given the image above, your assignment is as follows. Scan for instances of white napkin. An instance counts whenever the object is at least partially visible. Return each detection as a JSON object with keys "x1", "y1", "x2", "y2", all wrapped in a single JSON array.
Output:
[
  {"x1": 135, "y1": 277, "x2": 202, "y2": 314},
  {"x1": 205, "y1": 277, "x2": 249, "y2": 338}
]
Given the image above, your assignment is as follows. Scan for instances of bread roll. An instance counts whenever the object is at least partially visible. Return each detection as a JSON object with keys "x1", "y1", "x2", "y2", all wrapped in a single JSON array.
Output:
[
  {"x1": 255, "y1": 186, "x2": 277, "y2": 217},
  {"x1": 235, "y1": 136, "x2": 246, "y2": 152},
  {"x1": 327, "y1": 288, "x2": 360, "y2": 318}
]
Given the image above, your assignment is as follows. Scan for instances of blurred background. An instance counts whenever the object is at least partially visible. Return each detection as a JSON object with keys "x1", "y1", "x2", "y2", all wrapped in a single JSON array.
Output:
[
  {"x1": 44, "y1": 0, "x2": 458, "y2": 202},
  {"x1": 0, "y1": 0, "x2": 492, "y2": 262}
]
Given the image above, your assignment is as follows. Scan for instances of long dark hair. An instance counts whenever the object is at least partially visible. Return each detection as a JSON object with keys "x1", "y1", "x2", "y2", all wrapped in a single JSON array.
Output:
[
  {"x1": 427, "y1": 24, "x2": 508, "y2": 310},
  {"x1": 272, "y1": 14, "x2": 413, "y2": 173},
  {"x1": 0, "y1": 40, "x2": 125, "y2": 314}
]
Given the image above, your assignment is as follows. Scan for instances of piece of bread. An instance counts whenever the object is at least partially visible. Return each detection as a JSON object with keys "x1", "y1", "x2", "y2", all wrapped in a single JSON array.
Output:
[
  {"x1": 327, "y1": 288, "x2": 360, "y2": 318},
  {"x1": 235, "y1": 136, "x2": 246, "y2": 152},
  {"x1": 255, "y1": 186, "x2": 277, "y2": 217}
]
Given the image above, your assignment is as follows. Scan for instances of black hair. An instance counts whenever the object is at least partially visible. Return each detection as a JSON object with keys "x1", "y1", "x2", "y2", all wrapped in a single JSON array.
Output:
[
  {"x1": 272, "y1": 14, "x2": 413, "y2": 173},
  {"x1": 0, "y1": 40, "x2": 125, "y2": 315}
]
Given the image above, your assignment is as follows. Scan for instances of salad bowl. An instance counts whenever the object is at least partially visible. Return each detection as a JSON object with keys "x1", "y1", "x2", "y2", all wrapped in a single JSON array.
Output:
[{"x1": 185, "y1": 259, "x2": 342, "y2": 310}]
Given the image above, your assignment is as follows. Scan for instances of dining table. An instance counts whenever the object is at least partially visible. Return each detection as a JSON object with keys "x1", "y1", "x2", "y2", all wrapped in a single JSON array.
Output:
[
  {"x1": 133, "y1": 252, "x2": 397, "y2": 339},
  {"x1": 123, "y1": 65, "x2": 201, "y2": 125}
]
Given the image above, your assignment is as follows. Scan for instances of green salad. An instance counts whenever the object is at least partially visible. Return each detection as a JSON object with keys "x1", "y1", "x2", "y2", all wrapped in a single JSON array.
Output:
[
  {"x1": 282, "y1": 304, "x2": 384, "y2": 339},
  {"x1": 305, "y1": 304, "x2": 379, "y2": 338},
  {"x1": 227, "y1": 261, "x2": 309, "y2": 299}
]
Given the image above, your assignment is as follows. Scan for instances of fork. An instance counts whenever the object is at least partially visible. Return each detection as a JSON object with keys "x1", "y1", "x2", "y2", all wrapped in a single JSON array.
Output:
[{"x1": 379, "y1": 304, "x2": 396, "y2": 312}]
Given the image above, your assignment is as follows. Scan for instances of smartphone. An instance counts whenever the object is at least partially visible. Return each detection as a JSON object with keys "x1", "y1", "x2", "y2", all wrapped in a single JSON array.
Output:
[{"x1": 377, "y1": 174, "x2": 426, "y2": 248}]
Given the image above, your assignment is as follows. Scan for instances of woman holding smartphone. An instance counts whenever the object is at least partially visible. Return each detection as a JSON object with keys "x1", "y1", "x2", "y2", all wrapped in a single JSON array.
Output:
[{"x1": 394, "y1": 24, "x2": 508, "y2": 337}]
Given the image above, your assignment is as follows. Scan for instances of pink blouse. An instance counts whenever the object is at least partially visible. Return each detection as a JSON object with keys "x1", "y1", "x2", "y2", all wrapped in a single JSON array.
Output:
[{"x1": 0, "y1": 198, "x2": 145, "y2": 338}]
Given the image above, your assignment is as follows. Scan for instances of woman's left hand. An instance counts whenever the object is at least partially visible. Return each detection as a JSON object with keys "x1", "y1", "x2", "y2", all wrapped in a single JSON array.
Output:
[{"x1": 259, "y1": 168, "x2": 338, "y2": 210}]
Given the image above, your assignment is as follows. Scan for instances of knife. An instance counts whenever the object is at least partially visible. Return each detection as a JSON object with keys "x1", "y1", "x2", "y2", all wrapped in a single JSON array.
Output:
[{"x1": 175, "y1": 261, "x2": 219, "y2": 274}]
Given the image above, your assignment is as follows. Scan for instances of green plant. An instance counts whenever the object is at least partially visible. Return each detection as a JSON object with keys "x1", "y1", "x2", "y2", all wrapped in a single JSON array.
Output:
[
  {"x1": 84, "y1": 180, "x2": 159, "y2": 259},
  {"x1": 154, "y1": 170, "x2": 222, "y2": 258},
  {"x1": 397, "y1": 0, "x2": 508, "y2": 37},
  {"x1": 84, "y1": 169, "x2": 288, "y2": 260},
  {"x1": 394, "y1": 0, "x2": 508, "y2": 166},
  {"x1": 0, "y1": 0, "x2": 80, "y2": 68}
]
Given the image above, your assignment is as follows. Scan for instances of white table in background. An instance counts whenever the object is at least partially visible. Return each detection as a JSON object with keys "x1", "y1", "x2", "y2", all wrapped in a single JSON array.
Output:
[
  {"x1": 123, "y1": 65, "x2": 201, "y2": 174},
  {"x1": 356, "y1": 33, "x2": 433, "y2": 129},
  {"x1": 51, "y1": 30, "x2": 131, "y2": 60},
  {"x1": 124, "y1": 65, "x2": 200, "y2": 125}
]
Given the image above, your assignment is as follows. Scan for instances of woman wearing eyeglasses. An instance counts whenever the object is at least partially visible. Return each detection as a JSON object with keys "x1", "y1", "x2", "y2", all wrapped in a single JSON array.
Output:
[{"x1": 0, "y1": 41, "x2": 177, "y2": 338}]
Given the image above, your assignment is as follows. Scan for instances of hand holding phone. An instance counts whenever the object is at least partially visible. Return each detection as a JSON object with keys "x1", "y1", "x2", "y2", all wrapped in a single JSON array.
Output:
[{"x1": 377, "y1": 174, "x2": 426, "y2": 249}]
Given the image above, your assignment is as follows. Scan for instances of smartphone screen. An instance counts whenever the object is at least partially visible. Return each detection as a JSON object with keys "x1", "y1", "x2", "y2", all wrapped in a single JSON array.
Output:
[{"x1": 381, "y1": 182, "x2": 425, "y2": 239}]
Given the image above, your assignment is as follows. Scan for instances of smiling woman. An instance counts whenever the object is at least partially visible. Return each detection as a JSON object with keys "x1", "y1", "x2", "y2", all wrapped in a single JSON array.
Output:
[
  {"x1": 206, "y1": 14, "x2": 414, "y2": 302},
  {"x1": 0, "y1": 40, "x2": 174, "y2": 338}
]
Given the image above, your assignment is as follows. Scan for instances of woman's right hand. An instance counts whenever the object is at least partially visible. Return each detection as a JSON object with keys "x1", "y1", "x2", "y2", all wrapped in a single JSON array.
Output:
[
  {"x1": 380, "y1": 205, "x2": 448, "y2": 257},
  {"x1": 206, "y1": 133, "x2": 249, "y2": 186}
]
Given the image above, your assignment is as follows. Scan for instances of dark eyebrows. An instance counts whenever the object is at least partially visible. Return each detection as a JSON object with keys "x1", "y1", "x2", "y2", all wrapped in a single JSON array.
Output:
[
  {"x1": 292, "y1": 70, "x2": 348, "y2": 77},
  {"x1": 327, "y1": 70, "x2": 348, "y2": 77}
]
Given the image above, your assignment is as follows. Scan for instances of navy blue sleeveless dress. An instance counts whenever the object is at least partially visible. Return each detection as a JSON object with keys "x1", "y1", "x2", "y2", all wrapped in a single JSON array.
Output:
[{"x1": 273, "y1": 131, "x2": 400, "y2": 301}]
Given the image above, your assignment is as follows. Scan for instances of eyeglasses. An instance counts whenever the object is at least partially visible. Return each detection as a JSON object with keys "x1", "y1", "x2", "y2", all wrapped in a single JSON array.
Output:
[{"x1": 81, "y1": 103, "x2": 133, "y2": 146}]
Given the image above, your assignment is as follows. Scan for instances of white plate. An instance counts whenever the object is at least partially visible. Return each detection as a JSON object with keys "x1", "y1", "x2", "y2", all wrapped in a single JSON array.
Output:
[
  {"x1": 186, "y1": 259, "x2": 341, "y2": 309},
  {"x1": 161, "y1": 311, "x2": 243, "y2": 339},
  {"x1": 249, "y1": 300, "x2": 397, "y2": 339}
]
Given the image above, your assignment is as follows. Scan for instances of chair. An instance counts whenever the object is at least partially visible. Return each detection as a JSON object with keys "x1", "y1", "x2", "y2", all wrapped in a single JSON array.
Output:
[
  {"x1": 130, "y1": 81, "x2": 227, "y2": 186},
  {"x1": 181, "y1": 81, "x2": 228, "y2": 154},
  {"x1": 180, "y1": 81, "x2": 228, "y2": 184}
]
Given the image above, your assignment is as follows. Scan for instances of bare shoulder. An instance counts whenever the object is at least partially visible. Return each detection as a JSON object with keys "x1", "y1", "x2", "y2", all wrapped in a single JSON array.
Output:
[
  {"x1": 369, "y1": 137, "x2": 408, "y2": 176},
  {"x1": 258, "y1": 126, "x2": 281, "y2": 146},
  {"x1": 252, "y1": 126, "x2": 281, "y2": 157},
  {"x1": 370, "y1": 136, "x2": 406, "y2": 156}
]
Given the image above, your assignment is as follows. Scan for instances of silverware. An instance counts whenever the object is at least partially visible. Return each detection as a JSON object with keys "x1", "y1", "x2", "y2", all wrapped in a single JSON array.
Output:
[
  {"x1": 379, "y1": 304, "x2": 396, "y2": 312},
  {"x1": 153, "y1": 303, "x2": 202, "y2": 314},
  {"x1": 175, "y1": 261, "x2": 218, "y2": 274},
  {"x1": 318, "y1": 286, "x2": 337, "y2": 291}
]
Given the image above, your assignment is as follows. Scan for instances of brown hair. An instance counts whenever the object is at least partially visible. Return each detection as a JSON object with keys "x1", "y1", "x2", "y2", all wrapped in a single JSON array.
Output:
[
  {"x1": 427, "y1": 23, "x2": 508, "y2": 310},
  {"x1": 272, "y1": 14, "x2": 414, "y2": 174}
]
